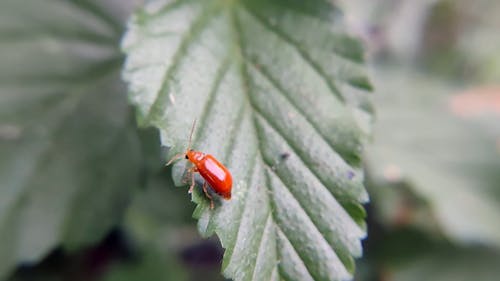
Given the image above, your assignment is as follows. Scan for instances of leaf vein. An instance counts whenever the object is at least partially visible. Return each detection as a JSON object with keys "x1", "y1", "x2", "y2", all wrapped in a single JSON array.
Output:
[
  {"x1": 241, "y1": 5, "x2": 344, "y2": 102},
  {"x1": 269, "y1": 266, "x2": 278, "y2": 281},
  {"x1": 245, "y1": 58, "x2": 352, "y2": 166},
  {"x1": 224, "y1": 152, "x2": 258, "y2": 267},
  {"x1": 205, "y1": 107, "x2": 252, "y2": 238},
  {"x1": 145, "y1": 5, "x2": 216, "y2": 122},
  {"x1": 223, "y1": 102, "x2": 248, "y2": 166},
  {"x1": 227, "y1": 11, "x2": 274, "y2": 275},
  {"x1": 147, "y1": 0, "x2": 191, "y2": 19},
  {"x1": 194, "y1": 57, "x2": 231, "y2": 144},
  {"x1": 249, "y1": 213, "x2": 272, "y2": 281},
  {"x1": 251, "y1": 105, "x2": 350, "y2": 220},
  {"x1": 274, "y1": 224, "x2": 315, "y2": 281},
  {"x1": 234, "y1": 7, "x2": 356, "y2": 206},
  {"x1": 66, "y1": 0, "x2": 122, "y2": 36},
  {"x1": 263, "y1": 159, "x2": 347, "y2": 272}
]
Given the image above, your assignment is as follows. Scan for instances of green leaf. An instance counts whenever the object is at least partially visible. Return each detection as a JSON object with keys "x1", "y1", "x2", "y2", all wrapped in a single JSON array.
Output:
[
  {"x1": 366, "y1": 67, "x2": 500, "y2": 247},
  {"x1": 392, "y1": 246, "x2": 500, "y2": 281},
  {"x1": 101, "y1": 171, "x2": 192, "y2": 281},
  {"x1": 0, "y1": 0, "x2": 141, "y2": 278},
  {"x1": 122, "y1": 0, "x2": 373, "y2": 280},
  {"x1": 102, "y1": 248, "x2": 188, "y2": 281},
  {"x1": 356, "y1": 227, "x2": 500, "y2": 281}
]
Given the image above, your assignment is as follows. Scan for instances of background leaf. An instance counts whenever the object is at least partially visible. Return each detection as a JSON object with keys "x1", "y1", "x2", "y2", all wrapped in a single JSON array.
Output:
[
  {"x1": 355, "y1": 227, "x2": 500, "y2": 281},
  {"x1": 392, "y1": 246, "x2": 500, "y2": 281},
  {"x1": 366, "y1": 67, "x2": 500, "y2": 247},
  {"x1": 101, "y1": 168, "x2": 219, "y2": 281},
  {"x1": 122, "y1": 0, "x2": 373, "y2": 280},
  {"x1": 0, "y1": 0, "x2": 141, "y2": 278},
  {"x1": 101, "y1": 173, "x2": 190, "y2": 281}
]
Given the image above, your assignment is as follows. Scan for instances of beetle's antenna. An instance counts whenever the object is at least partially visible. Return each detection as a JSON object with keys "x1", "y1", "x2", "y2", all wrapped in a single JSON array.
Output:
[
  {"x1": 165, "y1": 153, "x2": 184, "y2": 166},
  {"x1": 166, "y1": 119, "x2": 197, "y2": 166},
  {"x1": 187, "y1": 118, "x2": 197, "y2": 152}
]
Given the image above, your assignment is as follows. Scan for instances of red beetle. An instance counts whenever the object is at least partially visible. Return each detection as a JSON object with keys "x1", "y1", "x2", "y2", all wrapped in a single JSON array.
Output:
[{"x1": 166, "y1": 120, "x2": 232, "y2": 209}]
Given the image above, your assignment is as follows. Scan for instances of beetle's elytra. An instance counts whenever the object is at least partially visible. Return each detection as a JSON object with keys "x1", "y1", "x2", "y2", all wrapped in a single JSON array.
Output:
[{"x1": 166, "y1": 120, "x2": 232, "y2": 209}]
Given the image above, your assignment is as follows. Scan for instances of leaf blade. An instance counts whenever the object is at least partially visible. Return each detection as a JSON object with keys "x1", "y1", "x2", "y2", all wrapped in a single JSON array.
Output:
[
  {"x1": 0, "y1": 0, "x2": 141, "y2": 278},
  {"x1": 122, "y1": 1, "x2": 373, "y2": 280}
]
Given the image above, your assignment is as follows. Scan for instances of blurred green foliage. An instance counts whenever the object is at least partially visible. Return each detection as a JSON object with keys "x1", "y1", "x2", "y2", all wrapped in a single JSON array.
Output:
[{"x1": 0, "y1": 0, "x2": 499, "y2": 281}]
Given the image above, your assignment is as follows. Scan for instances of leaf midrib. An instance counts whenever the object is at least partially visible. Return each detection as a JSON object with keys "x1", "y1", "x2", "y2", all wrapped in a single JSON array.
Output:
[{"x1": 230, "y1": 6, "x2": 351, "y2": 280}]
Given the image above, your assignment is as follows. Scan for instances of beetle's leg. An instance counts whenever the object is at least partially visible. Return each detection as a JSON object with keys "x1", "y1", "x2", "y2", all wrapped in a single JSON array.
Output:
[
  {"x1": 202, "y1": 182, "x2": 214, "y2": 209},
  {"x1": 187, "y1": 166, "x2": 198, "y2": 194},
  {"x1": 181, "y1": 165, "x2": 193, "y2": 184}
]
